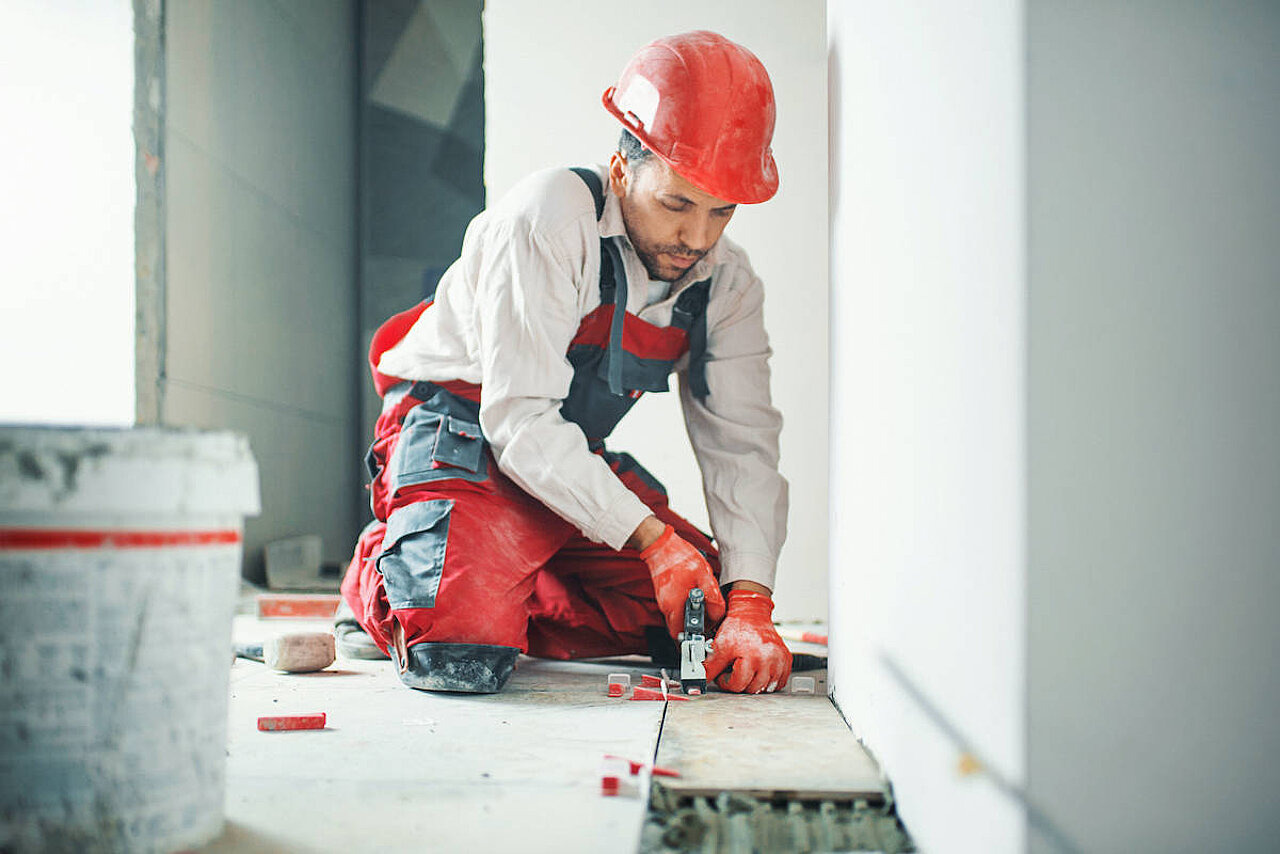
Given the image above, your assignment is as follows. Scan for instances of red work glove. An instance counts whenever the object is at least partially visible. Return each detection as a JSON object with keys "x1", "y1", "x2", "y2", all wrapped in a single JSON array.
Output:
[
  {"x1": 639, "y1": 524, "x2": 727, "y2": 640},
  {"x1": 704, "y1": 590, "x2": 792, "y2": 694}
]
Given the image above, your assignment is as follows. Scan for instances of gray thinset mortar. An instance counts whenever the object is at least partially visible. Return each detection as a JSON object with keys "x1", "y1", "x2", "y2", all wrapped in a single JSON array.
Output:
[
  {"x1": 0, "y1": 427, "x2": 259, "y2": 852},
  {"x1": 641, "y1": 787, "x2": 914, "y2": 853}
]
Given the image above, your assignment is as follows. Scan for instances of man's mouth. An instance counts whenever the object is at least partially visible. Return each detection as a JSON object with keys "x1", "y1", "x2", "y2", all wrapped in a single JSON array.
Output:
[{"x1": 666, "y1": 253, "x2": 699, "y2": 270}]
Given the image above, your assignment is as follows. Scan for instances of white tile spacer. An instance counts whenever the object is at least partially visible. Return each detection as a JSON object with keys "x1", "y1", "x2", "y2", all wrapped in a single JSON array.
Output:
[{"x1": 789, "y1": 676, "x2": 817, "y2": 694}]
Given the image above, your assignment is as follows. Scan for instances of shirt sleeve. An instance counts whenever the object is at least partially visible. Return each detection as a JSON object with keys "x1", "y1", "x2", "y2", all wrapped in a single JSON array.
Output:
[
  {"x1": 679, "y1": 274, "x2": 790, "y2": 589},
  {"x1": 471, "y1": 219, "x2": 653, "y2": 550}
]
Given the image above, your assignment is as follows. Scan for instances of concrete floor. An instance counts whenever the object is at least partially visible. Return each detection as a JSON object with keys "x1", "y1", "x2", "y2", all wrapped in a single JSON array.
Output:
[{"x1": 203, "y1": 613, "x2": 875, "y2": 853}]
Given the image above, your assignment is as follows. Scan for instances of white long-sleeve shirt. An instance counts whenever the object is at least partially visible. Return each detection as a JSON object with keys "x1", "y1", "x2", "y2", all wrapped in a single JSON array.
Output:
[{"x1": 378, "y1": 165, "x2": 789, "y2": 589}]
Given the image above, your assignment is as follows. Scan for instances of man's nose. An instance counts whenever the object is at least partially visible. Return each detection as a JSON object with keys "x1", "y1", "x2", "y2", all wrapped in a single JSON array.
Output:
[{"x1": 679, "y1": 214, "x2": 714, "y2": 252}]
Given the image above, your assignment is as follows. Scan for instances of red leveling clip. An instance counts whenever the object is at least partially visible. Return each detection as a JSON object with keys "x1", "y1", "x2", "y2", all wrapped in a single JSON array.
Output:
[{"x1": 258, "y1": 712, "x2": 327, "y2": 731}]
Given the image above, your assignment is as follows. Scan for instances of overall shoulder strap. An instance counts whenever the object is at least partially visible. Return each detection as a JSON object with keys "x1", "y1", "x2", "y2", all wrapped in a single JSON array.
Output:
[
  {"x1": 570, "y1": 167, "x2": 628, "y2": 397},
  {"x1": 569, "y1": 167, "x2": 615, "y2": 301},
  {"x1": 674, "y1": 279, "x2": 713, "y2": 400},
  {"x1": 600, "y1": 240, "x2": 629, "y2": 396},
  {"x1": 569, "y1": 167, "x2": 606, "y2": 220}
]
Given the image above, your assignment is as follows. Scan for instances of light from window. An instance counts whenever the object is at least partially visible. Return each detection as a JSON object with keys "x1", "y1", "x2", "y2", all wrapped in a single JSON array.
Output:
[{"x1": 0, "y1": 0, "x2": 135, "y2": 425}]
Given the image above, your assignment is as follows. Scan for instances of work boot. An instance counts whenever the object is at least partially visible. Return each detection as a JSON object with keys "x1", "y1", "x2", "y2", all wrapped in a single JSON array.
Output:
[{"x1": 333, "y1": 598, "x2": 390, "y2": 660}]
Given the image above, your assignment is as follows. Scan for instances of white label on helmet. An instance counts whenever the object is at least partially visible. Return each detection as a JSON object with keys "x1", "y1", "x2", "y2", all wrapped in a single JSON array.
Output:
[{"x1": 616, "y1": 75, "x2": 660, "y2": 131}]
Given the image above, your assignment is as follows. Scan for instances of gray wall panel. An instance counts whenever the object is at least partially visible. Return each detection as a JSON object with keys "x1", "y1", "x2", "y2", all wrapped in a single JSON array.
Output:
[
  {"x1": 1027, "y1": 1, "x2": 1280, "y2": 850},
  {"x1": 165, "y1": 0, "x2": 359, "y2": 579}
]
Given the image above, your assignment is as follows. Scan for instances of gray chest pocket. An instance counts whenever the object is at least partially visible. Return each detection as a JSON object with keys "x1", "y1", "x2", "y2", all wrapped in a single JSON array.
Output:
[{"x1": 388, "y1": 406, "x2": 488, "y2": 494}]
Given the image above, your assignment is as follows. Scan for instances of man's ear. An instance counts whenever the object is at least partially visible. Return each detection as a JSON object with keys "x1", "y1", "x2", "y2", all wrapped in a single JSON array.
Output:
[{"x1": 608, "y1": 152, "x2": 629, "y2": 198}]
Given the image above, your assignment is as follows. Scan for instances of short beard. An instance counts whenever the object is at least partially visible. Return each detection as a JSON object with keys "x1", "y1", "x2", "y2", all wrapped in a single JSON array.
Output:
[{"x1": 632, "y1": 241, "x2": 707, "y2": 283}]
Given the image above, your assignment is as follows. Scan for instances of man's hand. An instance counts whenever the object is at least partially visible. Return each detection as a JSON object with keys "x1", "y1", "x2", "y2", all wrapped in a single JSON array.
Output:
[
  {"x1": 637, "y1": 522, "x2": 726, "y2": 640},
  {"x1": 703, "y1": 589, "x2": 792, "y2": 693}
]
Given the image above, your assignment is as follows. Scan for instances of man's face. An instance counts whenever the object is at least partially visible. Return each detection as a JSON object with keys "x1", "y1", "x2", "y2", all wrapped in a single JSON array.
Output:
[{"x1": 609, "y1": 152, "x2": 737, "y2": 283}]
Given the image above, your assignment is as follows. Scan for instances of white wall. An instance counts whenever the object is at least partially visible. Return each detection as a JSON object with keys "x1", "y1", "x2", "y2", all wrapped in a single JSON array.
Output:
[
  {"x1": 484, "y1": 0, "x2": 829, "y2": 620},
  {"x1": 0, "y1": 0, "x2": 135, "y2": 426},
  {"x1": 828, "y1": 3, "x2": 1027, "y2": 851}
]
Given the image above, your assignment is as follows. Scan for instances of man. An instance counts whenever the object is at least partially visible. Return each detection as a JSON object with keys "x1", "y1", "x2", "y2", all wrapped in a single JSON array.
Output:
[{"x1": 339, "y1": 30, "x2": 791, "y2": 695}]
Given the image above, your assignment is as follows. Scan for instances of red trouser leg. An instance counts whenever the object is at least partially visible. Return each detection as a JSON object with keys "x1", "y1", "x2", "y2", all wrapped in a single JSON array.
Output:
[
  {"x1": 339, "y1": 409, "x2": 718, "y2": 666},
  {"x1": 342, "y1": 380, "x2": 572, "y2": 658},
  {"x1": 340, "y1": 520, "x2": 392, "y2": 652},
  {"x1": 525, "y1": 459, "x2": 720, "y2": 660},
  {"x1": 348, "y1": 472, "x2": 576, "y2": 655},
  {"x1": 397, "y1": 475, "x2": 575, "y2": 649}
]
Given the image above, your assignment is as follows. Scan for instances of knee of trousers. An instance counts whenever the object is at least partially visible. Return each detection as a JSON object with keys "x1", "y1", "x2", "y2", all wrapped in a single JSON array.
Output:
[
  {"x1": 371, "y1": 495, "x2": 524, "y2": 693},
  {"x1": 396, "y1": 642, "x2": 520, "y2": 694},
  {"x1": 377, "y1": 496, "x2": 541, "y2": 654}
]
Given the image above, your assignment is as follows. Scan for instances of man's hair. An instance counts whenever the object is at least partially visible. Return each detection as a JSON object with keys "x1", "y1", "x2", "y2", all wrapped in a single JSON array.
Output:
[{"x1": 618, "y1": 129, "x2": 654, "y2": 167}]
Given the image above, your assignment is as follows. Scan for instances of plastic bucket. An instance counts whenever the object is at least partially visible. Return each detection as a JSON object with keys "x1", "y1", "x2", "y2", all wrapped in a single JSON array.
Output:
[{"x1": 0, "y1": 426, "x2": 259, "y2": 852}]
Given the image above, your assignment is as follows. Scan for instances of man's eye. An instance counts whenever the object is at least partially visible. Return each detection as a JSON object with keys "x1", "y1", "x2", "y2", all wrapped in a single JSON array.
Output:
[{"x1": 662, "y1": 201, "x2": 687, "y2": 212}]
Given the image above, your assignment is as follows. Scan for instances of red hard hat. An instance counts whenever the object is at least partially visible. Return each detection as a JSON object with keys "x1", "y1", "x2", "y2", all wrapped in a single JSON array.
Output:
[{"x1": 603, "y1": 30, "x2": 779, "y2": 204}]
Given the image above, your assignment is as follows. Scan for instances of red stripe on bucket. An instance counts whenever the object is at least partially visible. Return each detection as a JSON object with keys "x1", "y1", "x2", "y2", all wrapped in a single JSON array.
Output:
[{"x1": 0, "y1": 528, "x2": 242, "y2": 550}]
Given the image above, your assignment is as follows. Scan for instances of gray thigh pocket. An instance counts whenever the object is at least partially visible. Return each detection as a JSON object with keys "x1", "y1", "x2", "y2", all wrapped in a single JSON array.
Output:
[
  {"x1": 389, "y1": 406, "x2": 488, "y2": 493},
  {"x1": 378, "y1": 499, "x2": 454, "y2": 609}
]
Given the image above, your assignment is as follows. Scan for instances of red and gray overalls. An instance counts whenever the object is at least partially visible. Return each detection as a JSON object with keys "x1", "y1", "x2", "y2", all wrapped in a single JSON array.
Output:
[{"x1": 341, "y1": 169, "x2": 719, "y2": 692}]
